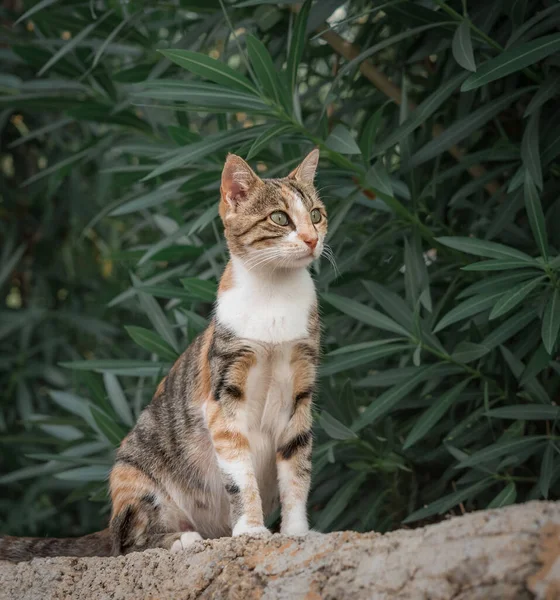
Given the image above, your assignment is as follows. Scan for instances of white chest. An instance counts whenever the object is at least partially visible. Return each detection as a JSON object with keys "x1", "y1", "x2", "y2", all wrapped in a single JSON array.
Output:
[{"x1": 216, "y1": 259, "x2": 316, "y2": 344}]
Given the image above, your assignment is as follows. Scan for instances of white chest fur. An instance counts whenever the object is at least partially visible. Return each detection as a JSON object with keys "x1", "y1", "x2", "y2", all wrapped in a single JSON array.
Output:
[{"x1": 216, "y1": 257, "x2": 316, "y2": 344}]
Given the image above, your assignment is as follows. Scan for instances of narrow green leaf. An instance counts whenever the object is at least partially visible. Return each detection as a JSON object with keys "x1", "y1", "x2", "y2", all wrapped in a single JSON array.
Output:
[
  {"x1": 314, "y1": 472, "x2": 366, "y2": 531},
  {"x1": 319, "y1": 411, "x2": 357, "y2": 440},
  {"x1": 320, "y1": 343, "x2": 411, "y2": 377},
  {"x1": 437, "y1": 236, "x2": 534, "y2": 262},
  {"x1": 322, "y1": 293, "x2": 409, "y2": 336},
  {"x1": 374, "y1": 72, "x2": 468, "y2": 156},
  {"x1": 458, "y1": 271, "x2": 536, "y2": 299},
  {"x1": 539, "y1": 444, "x2": 554, "y2": 498},
  {"x1": 246, "y1": 124, "x2": 293, "y2": 160},
  {"x1": 434, "y1": 291, "x2": 504, "y2": 332},
  {"x1": 353, "y1": 365, "x2": 442, "y2": 431},
  {"x1": 246, "y1": 35, "x2": 286, "y2": 108},
  {"x1": 54, "y1": 465, "x2": 110, "y2": 482},
  {"x1": 180, "y1": 278, "x2": 217, "y2": 302},
  {"x1": 462, "y1": 34, "x2": 560, "y2": 91},
  {"x1": 542, "y1": 289, "x2": 560, "y2": 354},
  {"x1": 524, "y1": 172, "x2": 548, "y2": 261},
  {"x1": 125, "y1": 326, "x2": 179, "y2": 362},
  {"x1": 487, "y1": 482, "x2": 517, "y2": 509},
  {"x1": 452, "y1": 20, "x2": 476, "y2": 72},
  {"x1": 524, "y1": 77, "x2": 560, "y2": 117},
  {"x1": 103, "y1": 373, "x2": 134, "y2": 427},
  {"x1": 451, "y1": 342, "x2": 490, "y2": 363},
  {"x1": 409, "y1": 89, "x2": 528, "y2": 168},
  {"x1": 0, "y1": 243, "x2": 25, "y2": 289},
  {"x1": 360, "y1": 104, "x2": 385, "y2": 159},
  {"x1": 60, "y1": 360, "x2": 169, "y2": 377},
  {"x1": 366, "y1": 161, "x2": 393, "y2": 196},
  {"x1": 159, "y1": 50, "x2": 257, "y2": 95},
  {"x1": 90, "y1": 405, "x2": 126, "y2": 447},
  {"x1": 404, "y1": 479, "x2": 494, "y2": 523},
  {"x1": 456, "y1": 436, "x2": 547, "y2": 468},
  {"x1": 521, "y1": 111, "x2": 543, "y2": 189},
  {"x1": 325, "y1": 124, "x2": 362, "y2": 155},
  {"x1": 489, "y1": 277, "x2": 544, "y2": 320},
  {"x1": 462, "y1": 259, "x2": 540, "y2": 271},
  {"x1": 404, "y1": 380, "x2": 469, "y2": 449},
  {"x1": 486, "y1": 405, "x2": 560, "y2": 420},
  {"x1": 286, "y1": 0, "x2": 312, "y2": 98}
]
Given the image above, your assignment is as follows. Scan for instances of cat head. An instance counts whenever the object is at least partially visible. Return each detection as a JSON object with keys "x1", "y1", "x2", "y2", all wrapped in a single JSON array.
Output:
[{"x1": 219, "y1": 149, "x2": 327, "y2": 270}]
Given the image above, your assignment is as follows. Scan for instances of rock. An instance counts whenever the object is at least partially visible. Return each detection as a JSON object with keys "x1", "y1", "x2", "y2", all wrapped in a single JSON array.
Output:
[{"x1": 1, "y1": 501, "x2": 559, "y2": 600}]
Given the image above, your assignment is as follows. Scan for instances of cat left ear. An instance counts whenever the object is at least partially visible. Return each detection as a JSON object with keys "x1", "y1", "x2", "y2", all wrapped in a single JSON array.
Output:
[
  {"x1": 288, "y1": 148, "x2": 319, "y2": 184},
  {"x1": 221, "y1": 154, "x2": 262, "y2": 208}
]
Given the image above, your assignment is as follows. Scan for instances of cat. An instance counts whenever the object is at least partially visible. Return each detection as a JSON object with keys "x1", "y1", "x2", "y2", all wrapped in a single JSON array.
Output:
[{"x1": 0, "y1": 149, "x2": 328, "y2": 561}]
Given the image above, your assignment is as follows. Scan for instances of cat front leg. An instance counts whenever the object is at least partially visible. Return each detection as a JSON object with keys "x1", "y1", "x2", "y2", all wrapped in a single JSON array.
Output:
[
  {"x1": 276, "y1": 343, "x2": 315, "y2": 536},
  {"x1": 208, "y1": 405, "x2": 269, "y2": 537}
]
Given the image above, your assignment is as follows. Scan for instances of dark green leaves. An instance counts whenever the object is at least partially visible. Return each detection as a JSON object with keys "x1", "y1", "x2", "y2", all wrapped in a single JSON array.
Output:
[
  {"x1": 159, "y1": 50, "x2": 257, "y2": 95},
  {"x1": 437, "y1": 237, "x2": 534, "y2": 262},
  {"x1": 325, "y1": 124, "x2": 362, "y2": 155},
  {"x1": 523, "y1": 173, "x2": 548, "y2": 261},
  {"x1": 452, "y1": 21, "x2": 476, "y2": 72},
  {"x1": 542, "y1": 289, "x2": 560, "y2": 354},
  {"x1": 125, "y1": 326, "x2": 179, "y2": 362},
  {"x1": 246, "y1": 35, "x2": 287, "y2": 109},
  {"x1": 462, "y1": 34, "x2": 560, "y2": 91},
  {"x1": 286, "y1": 0, "x2": 312, "y2": 99}
]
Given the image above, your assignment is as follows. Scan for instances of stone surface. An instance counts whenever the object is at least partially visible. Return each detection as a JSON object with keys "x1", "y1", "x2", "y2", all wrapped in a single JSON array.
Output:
[{"x1": 1, "y1": 501, "x2": 559, "y2": 600}]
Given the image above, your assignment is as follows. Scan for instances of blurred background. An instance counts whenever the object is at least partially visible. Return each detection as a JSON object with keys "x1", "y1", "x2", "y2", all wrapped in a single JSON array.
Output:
[{"x1": 1, "y1": 0, "x2": 559, "y2": 539}]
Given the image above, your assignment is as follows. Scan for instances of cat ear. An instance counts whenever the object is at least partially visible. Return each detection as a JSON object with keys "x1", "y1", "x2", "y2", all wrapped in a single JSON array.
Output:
[
  {"x1": 288, "y1": 148, "x2": 319, "y2": 184},
  {"x1": 221, "y1": 154, "x2": 261, "y2": 208}
]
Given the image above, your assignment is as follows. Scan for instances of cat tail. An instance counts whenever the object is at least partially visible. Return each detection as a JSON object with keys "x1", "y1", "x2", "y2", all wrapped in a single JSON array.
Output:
[{"x1": 0, "y1": 529, "x2": 112, "y2": 562}]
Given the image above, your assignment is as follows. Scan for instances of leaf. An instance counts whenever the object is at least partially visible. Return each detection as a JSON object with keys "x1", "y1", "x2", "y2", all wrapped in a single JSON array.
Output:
[
  {"x1": 366, "y1": 161, "x2": 393, "y2": 196},
  {"x1": 455, "y1": 436, "x2": 547, "y2": 468},
  {"x1": 54, "y1": 466, "x2": 110, "y2": 482},
  {"x1": 462, "y1": 259, "x2": 540, "y2": 271},
  {"x1": 542, "y1": 289, "x2": 560, "y2": 354},
  {"x1": 353, "y1": 365, "x2": 443, "y2": 431},
  {"x1": 319, "y1": 411, "x2": 357, "y2": 440},
  {"x1": 458, "y1": 271, "x2": 536, "y2": 299},
  {"x1": 14, "y1": 0, "x2": 58, "y2": 24},
  {"x1": 521, "y1": 111, "x2": 543, "y2": 190},
  {"x1": 452, "y1": 21, "x2": 476, "y2": 72},
  {"x1": 404, "y1": 479, "x2": 494, "y2": 523},
  {"x1": 103, "y1": 373, "x2": 134, "y2": 427},
  {"x1": 314, "y1": 472, "x2": 367, "y2": 531},
  {"x1": 486, "y1": 405, "x2": 560, "y2": 420},
  {"x1": 180, "y1": 278, "x2": 217, "y2": 302},
  {"x1": 325, "y1": 124, "x2": 362, "y2": 155},
  {"x1": 487, "y1": 482, "x2": 517, "y2": 509},
  {"x1": 489, "y1": 277, "x2": 544, "y2": 320},
  {"x1": 408, "y1": 89, "x2": 528, "y2": 168},
  {"x1": 320, "y1": 343, "x2": 411, "y2": 377},
  {"x1": 246, "y1": 124, "x2": 293, "y2": 160},
  {"x1": 462, "y1": 34, "x2": 560, "y2": 91},
  {"x1": 322, "y1": 292, "x2": 409, "y2": 336},
  {"x1": 451, "y1": 342, "x2": 490, "y2": 363},
  {"x1": 524, "y1": 77, "x2": 560, "y2": 117},
  {"x1": 125, "y1": 326, "x2": 179, "y2": 362},
  {"x1": 482, "y1": 307, "x2": 539, "y2": 350},
  {"x1": 60, "y1": 360, "x2": 169, "y2": 377},
  {"x1": 134, "y1": 274, "x2": 179, "y2": 353},
  {"x1": 0, "y1": 243, "x2": 25, "y2": 289},
  {"x1": 403, "y1": 380, "x2": 469, "y2": 449},
  {"x1": 434, "y1": 291, "x2": 504, "y2": 332},
  {"x1": 286, "y1": 0, "x2": 312, "y2": 98},
  {"x1": 90, "y1": 405, "x2": 126, "y2": 447},
  {"x1": 48, "y1": 391, "x2": 98, "y2": 430},
  {"x1": 539, "y1": 444, "x2": 554, "y2": 499},
  {"x1": 437, "y1": 236, "x2": 534, "y2": 262},
  {"x1": 246, "y1": 35, "x2": 286, "y2": 108},
  {"x1": 357, "y1": 365, "x2": 463, "y2": 389},
  {"x1": 524, "y1": 172, "x2": 548, "y2": 261},
  {"x1": 359, "y1": 104, "x2": 385, "y2": 159},
  {"x1": 374, "y1": 72, "x2": 468, "y2": 156},
  {"x1": 159, "y1": 50, "x2": 257, "y2": 95}
]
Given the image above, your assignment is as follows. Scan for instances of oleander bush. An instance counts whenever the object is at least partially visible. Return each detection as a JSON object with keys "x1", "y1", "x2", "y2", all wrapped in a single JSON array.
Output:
[{"x1": 1, "y1": 0, "x2": 559, "y2": 538}]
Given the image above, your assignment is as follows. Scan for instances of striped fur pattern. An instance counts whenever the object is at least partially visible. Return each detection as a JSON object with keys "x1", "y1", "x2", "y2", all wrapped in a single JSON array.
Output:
[{"x1": 0, "y1": 150, "x2": 327, "y2": 561}]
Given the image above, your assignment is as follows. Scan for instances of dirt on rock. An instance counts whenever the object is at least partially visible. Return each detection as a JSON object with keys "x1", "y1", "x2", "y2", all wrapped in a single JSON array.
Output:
[{"x1": 1, "y1": 501, "x2": 559, "y2": 600}]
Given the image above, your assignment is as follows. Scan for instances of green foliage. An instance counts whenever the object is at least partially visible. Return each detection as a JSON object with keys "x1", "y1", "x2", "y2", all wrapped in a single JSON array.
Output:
[{"x1": 1, "y1": 0, "x2": 560, "y2": 538}]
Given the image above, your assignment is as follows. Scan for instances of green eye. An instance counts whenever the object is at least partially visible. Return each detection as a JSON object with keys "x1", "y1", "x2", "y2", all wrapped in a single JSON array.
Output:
[
  {"x1": 310, "y1": 208, "x2": 322, "y2": 224},
  {"x1": 270, "y1": 211, "x2": 290, "y2": 226}
]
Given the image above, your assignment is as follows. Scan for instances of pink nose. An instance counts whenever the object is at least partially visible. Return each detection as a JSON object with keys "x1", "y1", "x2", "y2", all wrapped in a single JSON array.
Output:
[{"x1": 300, "y1": 234, "x2": 318, "y2": 250}]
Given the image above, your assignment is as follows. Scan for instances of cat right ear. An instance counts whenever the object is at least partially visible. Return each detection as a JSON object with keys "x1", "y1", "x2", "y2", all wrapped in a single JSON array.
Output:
[{"x1": 220, "y1": 154, "x2": 261, "y2": 210}]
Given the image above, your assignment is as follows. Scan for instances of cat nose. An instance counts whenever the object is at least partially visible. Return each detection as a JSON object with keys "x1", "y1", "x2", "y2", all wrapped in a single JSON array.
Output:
[{"x1": 299, "y1": 234, "x2": 318, "y2": 250}]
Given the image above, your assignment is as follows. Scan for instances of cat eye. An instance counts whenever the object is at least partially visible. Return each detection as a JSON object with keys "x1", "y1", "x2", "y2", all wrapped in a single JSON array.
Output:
[
  {"x1": 310, "y1": 208, "x2": 322, "y2": 224},
  {"x1": 270, "y1": 211, "x2": 290, "y2": 226}
]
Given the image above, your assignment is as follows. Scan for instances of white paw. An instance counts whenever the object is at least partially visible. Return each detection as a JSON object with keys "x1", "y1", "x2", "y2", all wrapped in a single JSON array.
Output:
[
  {"x1": 170, "y1": 531, "x2": 203, "y2": 553},
  {"x1": 281, "y1": 522, "x2": 310, "y2": 536},
  {"x1": 232, "y1": 524, "x2": 271, "y2": 538}
]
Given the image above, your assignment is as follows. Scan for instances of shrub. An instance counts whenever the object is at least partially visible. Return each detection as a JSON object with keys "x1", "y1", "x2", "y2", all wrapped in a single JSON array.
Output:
[{"x1": 1, "y1": 0, "x2": 559, "y2": 536}]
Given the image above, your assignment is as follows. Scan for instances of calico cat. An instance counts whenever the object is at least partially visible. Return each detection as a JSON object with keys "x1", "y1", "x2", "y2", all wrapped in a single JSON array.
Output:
[{"x1": 0, "y1": 149, "x2": 328, "y2": 561}]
